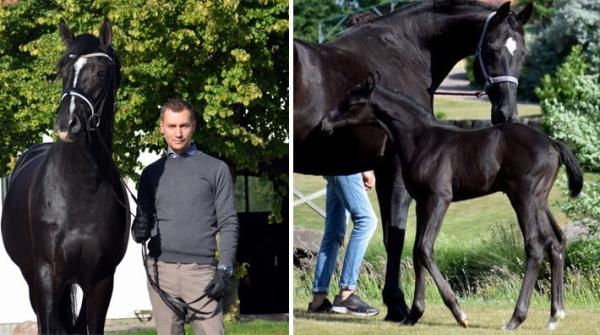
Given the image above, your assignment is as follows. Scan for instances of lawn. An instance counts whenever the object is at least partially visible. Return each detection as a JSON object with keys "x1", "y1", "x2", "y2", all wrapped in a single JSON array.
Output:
[
  {"x1": 293, "y1": 302, "x2": 600, "y2": 335},
  {"x1": 111, "y1": 319, "x2": 289, "y2": 335}
]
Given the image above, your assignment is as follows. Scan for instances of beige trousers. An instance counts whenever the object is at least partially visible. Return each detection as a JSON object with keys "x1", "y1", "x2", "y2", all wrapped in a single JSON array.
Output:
[{"x1": 147, "y1": 261, "x2": 224, "y2": 335}]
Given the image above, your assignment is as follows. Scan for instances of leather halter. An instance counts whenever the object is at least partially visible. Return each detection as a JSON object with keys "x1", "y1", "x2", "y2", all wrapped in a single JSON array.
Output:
[
  {"x1": 60, "y1": 52, "x2": 114, "y2": 131},
  {"x1": 474, "y1": 12, "x2": 519, "y2": 91}
]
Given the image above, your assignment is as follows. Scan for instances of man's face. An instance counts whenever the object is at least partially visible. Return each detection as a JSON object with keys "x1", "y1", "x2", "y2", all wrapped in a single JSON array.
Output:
[{"x1": 160, "y1": 108, "x2": 196, "y2": 154}]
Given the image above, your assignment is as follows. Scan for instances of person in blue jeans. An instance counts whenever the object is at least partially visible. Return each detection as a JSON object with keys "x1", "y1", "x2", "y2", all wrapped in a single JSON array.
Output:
[{"x1": 308, "y1": 171, "x2": 379, "y2": 316}]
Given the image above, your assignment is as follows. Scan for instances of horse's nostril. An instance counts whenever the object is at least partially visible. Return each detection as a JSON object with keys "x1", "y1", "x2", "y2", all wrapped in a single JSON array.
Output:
[{"x1": 69, "y1": 116, "x2": 81, "y2": 133}]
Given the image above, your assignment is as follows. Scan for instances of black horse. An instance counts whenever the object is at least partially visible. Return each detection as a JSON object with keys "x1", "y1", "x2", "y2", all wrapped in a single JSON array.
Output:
[
  {"x1": 1, "y1": 20, "x2": 128, "y2": 334},
  {"x1": 294, "y1": 0, "x2": 532, "y2": 320},
  {"x1": 324, "y1": 73, "x2": 582, "y2": 330}
]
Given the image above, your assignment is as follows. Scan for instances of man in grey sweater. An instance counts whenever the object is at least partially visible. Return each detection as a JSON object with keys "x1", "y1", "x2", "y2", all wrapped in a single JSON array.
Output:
[{"x1": 132, "y1": 98, "x2": 239, "y2": 335}]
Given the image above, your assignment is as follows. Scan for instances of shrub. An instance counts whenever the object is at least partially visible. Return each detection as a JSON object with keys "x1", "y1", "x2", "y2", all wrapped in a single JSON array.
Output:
[
  {"x1": 536, "y1": 45, "x2": 600, "y2": 230},
  {"x1": 537, "y1": 45, "x2": 600, "y2": 172},
  {"x1": 518, "y1": 0, "x2": 600, "y2": 100},
  {"x1": 566, "y1": 239, "x2": 600, "y2": 276}
]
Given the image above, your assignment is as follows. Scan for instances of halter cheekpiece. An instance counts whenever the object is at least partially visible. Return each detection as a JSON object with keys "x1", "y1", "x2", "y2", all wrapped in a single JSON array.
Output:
[
  {"x1": 474, "y1": 12, "x2": 519, "y2": 91},
  {"x1": 60, "y1": 52, "x2": 114, "y2": 131}
]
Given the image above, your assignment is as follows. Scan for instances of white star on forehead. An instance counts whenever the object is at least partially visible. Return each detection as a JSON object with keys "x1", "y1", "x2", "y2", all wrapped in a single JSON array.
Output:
[{"x1": 505, "y1": 37, "x2": 517, "y2": 56}]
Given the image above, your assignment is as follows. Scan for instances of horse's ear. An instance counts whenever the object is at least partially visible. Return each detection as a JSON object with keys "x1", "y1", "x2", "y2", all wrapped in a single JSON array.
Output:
[
  {"x1": 493, "y1": 1, "x2": 511, "y2": 23},
  {"x1": 59, "y1": 20, "x2": 74, "y2": 48},
  {"x1": 516, "y1": 2, "x2": 533, "y2": 26},
  {"x1": 99, "y1": 19, "x2": 112, "y2": 47}
]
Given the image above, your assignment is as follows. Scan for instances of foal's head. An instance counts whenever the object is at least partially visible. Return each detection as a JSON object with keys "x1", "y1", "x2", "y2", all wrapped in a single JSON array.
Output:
[
  {"x1": 54, "y1": 20, "x2": 120, "y2": 143},
  {"x1": 474, "y1": 2, "x2": 533, "y2": 124}
]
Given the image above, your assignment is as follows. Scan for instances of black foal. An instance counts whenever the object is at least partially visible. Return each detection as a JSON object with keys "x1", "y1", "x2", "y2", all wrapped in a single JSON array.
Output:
[{"x1": 322, "y1": 74, "x2": 583, "y2": 330}]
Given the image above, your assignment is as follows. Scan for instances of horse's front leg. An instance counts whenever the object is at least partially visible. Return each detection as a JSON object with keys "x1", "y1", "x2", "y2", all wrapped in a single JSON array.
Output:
[
  {"x1": 405, "y1": 194, "x2": 467, "y2": 327},
  {"x1": 31, "y1": 264, "x2": 70, "y2": 334},
  {"x1": 85, "y1": 275, "x2": 115, "y2": 335},
  {"x1": 375, "y1": 155, "x2": 411, "y2": 322}
]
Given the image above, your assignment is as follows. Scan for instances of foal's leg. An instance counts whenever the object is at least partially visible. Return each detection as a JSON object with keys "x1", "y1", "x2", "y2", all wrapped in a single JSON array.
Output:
[
  {"x1": 375, "y1": 158, "x2": 411, "y2": 321},
  {"x1": 504, "y1": 201, "x2": 545, "y2": 330},
  {"x1": 405, "y1": 195, "x2": 467, "y2": 327},
  {"x1": 546, "y1": 208, "x2": 567, "y2": 330}
]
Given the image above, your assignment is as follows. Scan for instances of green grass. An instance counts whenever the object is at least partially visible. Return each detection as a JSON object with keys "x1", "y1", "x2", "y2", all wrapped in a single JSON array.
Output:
[
  {"x1": 433, "y1": 95, "x2": 541, "y2": 119},
  {"x1": 293, "y1": 302, "x2": 600, "y2": 335},
  {"x1": 112, "y1": 319, "x2": 288, "y2": 335}
]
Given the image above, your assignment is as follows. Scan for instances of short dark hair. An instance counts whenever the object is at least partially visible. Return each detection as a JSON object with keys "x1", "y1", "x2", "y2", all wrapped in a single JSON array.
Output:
[{"x1": 159, "y1": 98, "x2": 195, "y2": 120}]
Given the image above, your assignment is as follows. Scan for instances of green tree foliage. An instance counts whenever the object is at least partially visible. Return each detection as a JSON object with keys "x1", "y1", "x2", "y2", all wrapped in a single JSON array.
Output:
[
  {"x1": 537, "y1": 45, "x2": 600, "y2": 228},
  {"x1": 0, "y1": 0, "x2": 288, "y2": 179},
  {"x1": 519, "y1": 0, "x2": 600, "y2": 100},
  {"x1": 515, "y1": 0, "x2": 554, "y2": 27},
  {"x1": 293, "y1": 0, "x2": 343, "y2": 41},
  {"x1": 293, "y1": 0, "x2": 404, "y2": 42}
]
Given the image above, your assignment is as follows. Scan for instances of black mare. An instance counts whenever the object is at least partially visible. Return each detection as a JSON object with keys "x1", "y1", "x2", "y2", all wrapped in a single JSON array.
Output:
[
  {"x1": 1, "y1": 20, "x2": 129, "y2": 334},
  {"x1": 323, "y1": 73, "x2": 582, "y2": 330},
  {"x1": 294, "y1": 0, "x2": 533, "y2": 320}
]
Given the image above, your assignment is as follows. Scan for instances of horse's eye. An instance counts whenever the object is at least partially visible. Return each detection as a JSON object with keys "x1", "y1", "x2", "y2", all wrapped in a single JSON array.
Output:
[{"x1": 97, "y1": 71, "x2": 106, "y2": 79}]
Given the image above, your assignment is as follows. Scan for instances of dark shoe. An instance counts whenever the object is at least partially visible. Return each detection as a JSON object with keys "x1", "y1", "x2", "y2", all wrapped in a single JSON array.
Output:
[
  {"x1": 308, "y1": 298, "x2": 332, "y2": 313},
  {"x1": 332, "y1": 293, "x2": 379, "y2": 316}
]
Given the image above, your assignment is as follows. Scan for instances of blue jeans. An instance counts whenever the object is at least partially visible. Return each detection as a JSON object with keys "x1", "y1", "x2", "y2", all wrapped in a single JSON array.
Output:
[{"x1": 312, "y1": 173, "x2": 378, "y2": 293}]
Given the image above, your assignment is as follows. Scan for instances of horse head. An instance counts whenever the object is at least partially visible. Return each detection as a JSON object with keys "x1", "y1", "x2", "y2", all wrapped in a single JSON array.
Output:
[
  {"x1": 473, "y1": 1, "x2": 533, "y2": 124},
  {"x1": 54, "y1": 19, "x2": 120, "y2": 143}
]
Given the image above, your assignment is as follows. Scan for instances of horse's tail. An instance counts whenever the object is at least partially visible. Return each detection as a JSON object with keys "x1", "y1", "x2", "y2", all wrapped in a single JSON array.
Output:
[
  {"x1": 553, "y1": 140, "x2": 583, "y2": 197},
  {"x1": 59, "y1": 284, "x2": 78, "y2": 333}
]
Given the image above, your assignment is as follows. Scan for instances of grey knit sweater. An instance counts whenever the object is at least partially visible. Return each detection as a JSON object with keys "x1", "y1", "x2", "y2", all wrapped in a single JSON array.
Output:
[{"x1": 137, "y1": 150, "x2": 239, "y2": 267}]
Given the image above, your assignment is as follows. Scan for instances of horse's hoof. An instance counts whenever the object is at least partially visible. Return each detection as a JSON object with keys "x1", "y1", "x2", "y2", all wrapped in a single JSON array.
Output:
[
  {"x1": 400, "y1": 317, "x2": 417, "y2": 326},
  {"x1": 384, "y1": 312, "x2": 406, "y2": 322}
]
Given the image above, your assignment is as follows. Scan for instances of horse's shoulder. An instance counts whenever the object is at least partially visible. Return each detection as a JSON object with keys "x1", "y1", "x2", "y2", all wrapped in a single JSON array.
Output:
[{"x1": 11, "y1": 143, "x2": 53, "y2": 179}]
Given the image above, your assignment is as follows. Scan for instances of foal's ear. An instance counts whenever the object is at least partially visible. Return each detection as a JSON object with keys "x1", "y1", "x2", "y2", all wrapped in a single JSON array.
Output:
[
  {"x1": 99, "y1": 19, "x2": 112, "y2": 47},
  {"x1": 366, "y1": 72, "x2": 377, "y2": 94},
  {"x1": 493, "y1": 1, "x2": 512, "y2": 23},
  {"x1": 516, "y1": 2, "x2": 533, "y2": 26},
  {"x1": 59, "y1": 20, "x2": 74, "y2": 48}
]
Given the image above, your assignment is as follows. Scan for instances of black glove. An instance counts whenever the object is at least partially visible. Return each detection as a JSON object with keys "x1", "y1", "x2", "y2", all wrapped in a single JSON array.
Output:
[
  {"x1": 204, "y1": 268, "x2": 232, "y2": 300},
  {"x1": 132, "y1": 210, "x2": 153, "y2": 243}
]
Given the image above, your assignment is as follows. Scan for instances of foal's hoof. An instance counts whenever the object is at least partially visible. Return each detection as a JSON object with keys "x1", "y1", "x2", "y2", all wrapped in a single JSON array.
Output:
[
  {"x1": 457, "y1": 312, "x2": 469, "y2": 328},
  {"x1": 546, "y1": 319, "x2": 559, "y2": 330}
]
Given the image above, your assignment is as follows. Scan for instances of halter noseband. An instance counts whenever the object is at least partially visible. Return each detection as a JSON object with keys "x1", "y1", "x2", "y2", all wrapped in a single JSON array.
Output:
[
  {"x1": 60, "y1": 52, "x2": 114, "y2": 131},
  {"x1": 474, "y1": 12, "x2": 519, "y2": 91}
]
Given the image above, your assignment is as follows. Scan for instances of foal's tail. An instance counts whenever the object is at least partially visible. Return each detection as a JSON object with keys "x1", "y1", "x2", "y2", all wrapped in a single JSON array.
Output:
[{"x1": 553, "y1": 140, "x2": 583, "y2": 197}]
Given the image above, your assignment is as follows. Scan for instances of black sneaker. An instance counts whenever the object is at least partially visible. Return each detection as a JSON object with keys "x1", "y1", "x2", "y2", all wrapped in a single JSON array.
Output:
[
  {"x1": 332, "y1": 293, "x2": 379, "y2": 316},
  {"x1": 307, "y1": 298, "x2": 332, "y2": 313}
]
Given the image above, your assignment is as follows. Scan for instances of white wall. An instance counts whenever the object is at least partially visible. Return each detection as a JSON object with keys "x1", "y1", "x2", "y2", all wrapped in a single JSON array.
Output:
[{"x1": 0, "y1": 149, "x2": 160, "y2": 324}]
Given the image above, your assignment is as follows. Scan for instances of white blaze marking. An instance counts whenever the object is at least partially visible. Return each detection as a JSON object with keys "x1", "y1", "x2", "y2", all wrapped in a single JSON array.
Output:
[
  {"x1": 505, "y1": 37, "x2": 517, "y2": 56},
  {"x1": 69, "y1": 58, "x2": 87, "y2": 118}
]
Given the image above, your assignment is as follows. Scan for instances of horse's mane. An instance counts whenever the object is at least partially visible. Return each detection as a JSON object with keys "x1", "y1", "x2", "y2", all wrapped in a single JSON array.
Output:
[
  {"x1": 347, "y1": 0, "x2": 498, "y2": 27},
  {"x1": 56, "y1": 34, "x2": 118, "y2": 77}
]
